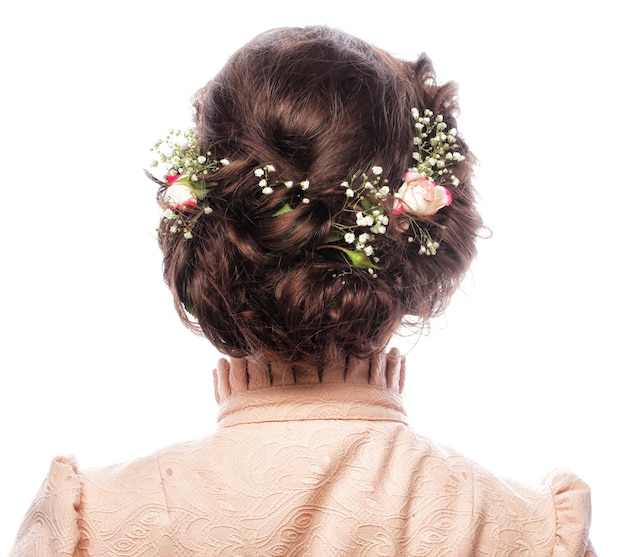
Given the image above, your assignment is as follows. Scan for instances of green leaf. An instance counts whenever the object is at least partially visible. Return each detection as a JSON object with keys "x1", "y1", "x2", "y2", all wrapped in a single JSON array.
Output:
[
  {"x1": 317, "y1": 245, "x2": 380, "y2": 270},
  {"x1": 360, "y1": 198, "x2": 373, "y2": 210},
  {"x1": 273, "y1": 203, "x2": 293, "y2": 216},
  {"x1": 324, "y1": 230, "x2": 343, "y2": 243},
  {"x1": 344, "y1": 249, "x2": 378, "y2": 269}
]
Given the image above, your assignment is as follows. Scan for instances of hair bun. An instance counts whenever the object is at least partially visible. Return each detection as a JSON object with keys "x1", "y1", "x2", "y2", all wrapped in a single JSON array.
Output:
[{"x1": 157, "y1": 26, "x2": 482, "y2": 372}]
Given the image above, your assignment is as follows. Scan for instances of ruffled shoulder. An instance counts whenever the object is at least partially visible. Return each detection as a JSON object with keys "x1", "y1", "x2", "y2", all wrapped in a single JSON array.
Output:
[
  {"x1": 470, "y1": 464, "x2": 595, "y2": 556},
  {"x1": 544, "y1": 470, "x2": 596, "y2": 557},
  {"x1": 10, "y1": 456, "x2": 82, "y2": 557}
]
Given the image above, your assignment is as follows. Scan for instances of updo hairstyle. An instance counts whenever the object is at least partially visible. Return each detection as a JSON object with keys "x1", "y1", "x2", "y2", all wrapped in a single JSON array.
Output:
[{"x1": 157, "y1": 26, "x2": 482, "y2": 372}]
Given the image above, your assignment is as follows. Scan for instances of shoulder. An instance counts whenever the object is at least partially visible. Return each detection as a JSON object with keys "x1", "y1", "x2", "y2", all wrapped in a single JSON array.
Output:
[
  {"x1": 543, "y1": 470, "x2": 595, "y2": 556},
  {"x1": 398, "y1": 431, "x2": 594, "y2": 556},
  {"x1": 10, "y1": 440, "x2": 205, "y2": 557},
  {"x1": 469, "y1": 461, "x2": 594, "y2": 556},
  {"x1": 10, "y1": 456, "x2": 81, "y2": 557},
  {"x1": 74, "y1": 450, "x2": 170, "y2": 554}
]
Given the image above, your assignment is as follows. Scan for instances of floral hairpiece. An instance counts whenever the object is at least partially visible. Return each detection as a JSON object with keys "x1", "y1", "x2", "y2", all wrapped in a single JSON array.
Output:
[
  {"x1": 409, "y1": 108, "x2": 464, "y2": 186},
  {"x1": 150, "y1": 129, "x2": 230, "y2": 238},
  {"x1": 315, "y1": 108, "x2": 464, "y2": 272},
  {"x1": 255, "y1": 164, "x2": 311, "y2": 202},
  {"x1": 150, "y1": 108, "x2": 464, "y2": 273}
]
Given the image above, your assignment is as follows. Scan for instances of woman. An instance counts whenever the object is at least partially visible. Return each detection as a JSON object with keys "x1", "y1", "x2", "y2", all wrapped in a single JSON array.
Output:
[{"x1": 11, "y1": 26, "x2": 594, "y2": 556}]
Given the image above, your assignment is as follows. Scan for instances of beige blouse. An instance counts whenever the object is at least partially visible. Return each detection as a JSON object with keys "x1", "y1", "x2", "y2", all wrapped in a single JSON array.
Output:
[{"x1": 10, "y1": 351, "x2": 595, "y2": 556}]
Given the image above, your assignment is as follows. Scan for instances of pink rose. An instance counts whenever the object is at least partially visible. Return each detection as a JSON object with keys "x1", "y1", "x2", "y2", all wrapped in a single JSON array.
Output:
[
  {"x1": 393, "y1": 172, "x2": 452, "y2": 216},
  {"x1": 164, "y1": 174, "x2": 200, "y2": 210}
]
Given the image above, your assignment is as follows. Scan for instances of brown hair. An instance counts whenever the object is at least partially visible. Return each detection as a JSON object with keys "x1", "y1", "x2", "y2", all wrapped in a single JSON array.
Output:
[{"x1": 156, "y1": 26, "x2": 482, "y2": 372}]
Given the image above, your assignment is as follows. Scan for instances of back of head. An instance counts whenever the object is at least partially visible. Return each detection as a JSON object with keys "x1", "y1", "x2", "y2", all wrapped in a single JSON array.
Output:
[{"x1": 155, "y1": 26, "x2": 482, "y2": 372}]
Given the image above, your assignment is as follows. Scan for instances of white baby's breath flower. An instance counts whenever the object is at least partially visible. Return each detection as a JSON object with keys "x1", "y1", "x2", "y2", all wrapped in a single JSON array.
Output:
[
  {"x1": 254, "y1": 168, "x2": 264, "y2": 177},
  {"x1": 259, "y1": 179, "x2": 267, "y2": 187},
  {"x1": 344, "y1": 232, "x2": 355, "y2": 244},
  {"x1": 266, "y1": 165, "x2": 276, "y2": 172},
  {"x1": 183, "y1": 231, "x2": 193, "y2": 239},
  {"x1": 220, "y1": 159, "x2": 230, "y2": 165},
  {"x1": 356, "y1": 213, "x2": 374, "y2": 227},
  {"x1": 204, "y1": 206, "x2": 213, "y2": 214},
  {"x1": 300, "y1": 180, "x2": 310, "y2": 190},
  {"x1": 363, "y1": 245, "x2": 374, "y2": 256},
  {"x1": 302, "y1": 197, "x2": 310, "y2": 204},
  {"x1": 345, "y1": 188, "x2": 354, "y2": 198},
  {"x1": 284, "y1": 181, "x2": 293, "y2": 188},
  {"x1": 262, "y1": 186, "x2": 273, "y2": 195},
  {"x1": 197, "y1": 155, "x2": 207, "y2": 164},
  {"x1": 408, "y1": 108, "x2": 464, "y2": 190},
  {"x1": 371, "y1": 166, "x2": 383, "y2": 175}
]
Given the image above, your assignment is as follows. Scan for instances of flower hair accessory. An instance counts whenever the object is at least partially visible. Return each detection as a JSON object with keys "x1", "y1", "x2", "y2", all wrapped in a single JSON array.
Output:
[
  {"x1": 408, "y1": 108, "x2": 464, "y2": 186},
  {"x1": 315, "y1": 108, "x2": 464, "y2": 266},
  {"x1": 150, "y1": 129, "x2": 229, "y2": 238},
  {"x1": 318, "y1": 167, "x2": 390, "y2": 275},
  {"x1": 384, "y1": 107, "x2": 464, "y2": 256},
  {"x1": 150, "y1": 108, "x2": 463, "y2": 271},
  {"x1": 393, "y1": 172, "x2": 452, "y2": 217}
]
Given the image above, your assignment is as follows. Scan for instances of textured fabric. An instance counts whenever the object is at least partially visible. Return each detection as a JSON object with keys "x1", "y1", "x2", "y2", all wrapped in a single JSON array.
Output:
[{"x1": 11, "y1": 351, "x2": 595, "y2": 556}]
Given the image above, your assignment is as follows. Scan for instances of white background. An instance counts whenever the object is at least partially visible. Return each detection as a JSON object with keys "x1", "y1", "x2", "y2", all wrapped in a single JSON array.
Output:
[{"x1": 1, "y1": 1, "x2": 623, "y2": 554}]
